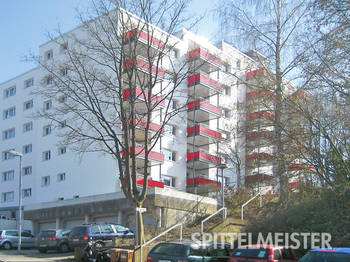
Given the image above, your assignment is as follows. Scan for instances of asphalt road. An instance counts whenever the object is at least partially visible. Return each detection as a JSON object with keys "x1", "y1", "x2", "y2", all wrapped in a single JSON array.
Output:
[{"x1": 0, "y1": 249, "x2": 74, "y2": 262}]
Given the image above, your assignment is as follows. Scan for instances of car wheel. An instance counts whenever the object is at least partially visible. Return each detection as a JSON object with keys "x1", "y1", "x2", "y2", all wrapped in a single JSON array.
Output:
[
  {"x1": 38, "y1": 248, "x2": 47, "y2": 253},
  {"x1": 3, "y1": 242, "x2": 12, "y2": 250},
  {"x1": 94, "y1": 241, "x2": 105, "y2": 249},
  {"x1": 60, "y1": 243, "x2": 69, "y2": 253}
]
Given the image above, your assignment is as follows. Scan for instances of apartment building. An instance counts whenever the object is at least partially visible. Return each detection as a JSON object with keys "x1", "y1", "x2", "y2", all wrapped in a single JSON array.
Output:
[{"x1": 0, "y1": 9, "x2": 254, "y2": 230}]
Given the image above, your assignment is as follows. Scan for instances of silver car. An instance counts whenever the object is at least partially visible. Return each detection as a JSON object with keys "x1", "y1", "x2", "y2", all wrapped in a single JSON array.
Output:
[{"x1": 0, "y1": 230, "x2": 35, "y2": 249}]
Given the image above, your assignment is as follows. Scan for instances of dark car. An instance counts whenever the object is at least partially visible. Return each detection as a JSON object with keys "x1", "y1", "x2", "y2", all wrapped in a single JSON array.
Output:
[
  {"x1": 229, "y1": 245, "x2": 298, "y2": 262},
  {"x1": 68, "y1": 223, "x2": 134, "y2": 250},
  {"x1": 36, "y1": 229, "x2": 71, "y2": 253},
  {"x1": 147, "y1": 241, "x2": 234, "y2": 262},
  {"x1": 299, "y1": 248, "x2": 350, "y2": 262}
]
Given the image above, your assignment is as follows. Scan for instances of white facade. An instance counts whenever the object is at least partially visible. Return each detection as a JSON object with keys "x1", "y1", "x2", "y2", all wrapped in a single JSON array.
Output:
[{"x1": 0, "y1": 11, "x2": 251, "y2": 215}]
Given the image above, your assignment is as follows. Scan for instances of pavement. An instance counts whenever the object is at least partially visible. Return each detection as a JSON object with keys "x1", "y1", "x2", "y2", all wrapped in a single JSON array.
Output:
[{"x1": 0, "y1": 249, "x2": 74, "y2": 262}]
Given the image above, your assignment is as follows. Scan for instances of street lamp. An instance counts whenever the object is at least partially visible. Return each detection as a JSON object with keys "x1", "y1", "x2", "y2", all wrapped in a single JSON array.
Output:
[
  {"x1": 216, "y1": 163, "x2": 227, "y2": 218},
  {"x1": 8, "y1": 150, "x2": 23, "y2": 253}
]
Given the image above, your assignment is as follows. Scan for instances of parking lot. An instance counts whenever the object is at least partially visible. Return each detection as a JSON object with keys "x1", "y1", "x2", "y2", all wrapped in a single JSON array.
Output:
[{"x1": 0, "y1": 249, "x2": 74, "y2": 262}]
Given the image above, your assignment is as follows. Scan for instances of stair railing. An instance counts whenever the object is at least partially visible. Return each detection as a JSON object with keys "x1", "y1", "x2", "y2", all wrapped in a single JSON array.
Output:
[{"x1": 201, "y1": 207, "x2": 227, "y2": 235}]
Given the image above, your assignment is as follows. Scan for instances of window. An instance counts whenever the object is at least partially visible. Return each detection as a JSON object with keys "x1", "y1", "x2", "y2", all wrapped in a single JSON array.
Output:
[
  {"x1": 236, "y1": 59, "x2": 241, "y2": 69},
  {"x1": 1, "y1": 192, "x2": 14, "y2": 202},
  {"x1": 58, "y1": 146, "x2": 66, "y2": 155},
  {"x1": 101, "y1": 225, "x2": 114, "y2": 234},
  {"x1": 4, "y1": 86, "x2": 16, "y2": 98},
  {"x1": 24, "y1": 100, "x2": 33, "y2": 110},
  {"x1": 171, "y1": 100, "x2": 178, "y2": 109},
  {"x1": 60, "y1": 42, "x2": 68, "y2": 51},
  {"x1": 2, "y1": 170, "x2": 14, "y2": 182},
  {"x1": 164, "y1": 124, "x2": 176, "y2": 135},
  {"x1": 57, "y1": 173, "x2": 66, "y2": 182},
  {"x1": 223, "y1": 86, "x2": 231, "y2": 96},
  {"x1": 163, "y1": 176, "x2": 175, "y2": 187},
  {"x1": 23, "y1": 144, "x2": 32, "y2": 154},
  {"x1": 23, "y1": 122, "x2": 33, "y2": 132},
  {"x1": 168, "y1": 48, "x2": 178, "y2": 58},
  {"x1": 2, "y1": 150, "x2": 15, "y2": 161},
  {"x1": 224, "y1": 109, "x2": 231, "y2": 118},
  {"x1": 2, "y1": 128, "x2": 15, "y2": 140},
  {"x1": 43, "y1": 125, "x2": 52, "y2": 136},
  {"x1": 58, "y1": 96, "x2": 67, "y2": 103},
  {"x1": 42, "y1": 150, "x2": 51, "y2": 161},
  {"x1": 22, "y1": 188, "x2": 31, "y2": 198},
  {"x1": 163, "y1": 149, "x2": 176, "y2": 161},
  {"x1": 4, "y1": 107, "x2": 16, "y2": 119},
  {"x1": 58, "y1": 120, "x2": 66, "y2": 129},
  {"x1": 25, "y1": 78, "x2": 34, "y2": 88},
  {"x1": 223, "y1": 63, "x2": 230, "y2": 73},
  {"x1": 60, "y1": 68, "x2": 68, "y2": 76},
  {"x1": 44, "y1": 100, "x2": 52, "y2": 110},
  {"x1": 42, "y1": 176, "x2": 50, "y2": 186},
  {"x1": 224, "y1": 177, "x2": 229, "y2": 186},
  {"x1": 46, "y1": 76, "x2": 53, "y2": 85},
  {"x1": 46, "y1": 50, "x2": 53, "y2": 60},
  {"x1": 23, "y1": 166, "x2": 32, "y2": 176}
]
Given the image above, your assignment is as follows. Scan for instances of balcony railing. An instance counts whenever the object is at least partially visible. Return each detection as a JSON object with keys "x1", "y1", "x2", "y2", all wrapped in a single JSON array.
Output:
[
  {"x1": 123, "y1": 87, "x2": 165, "y2": 106},
  {"x1": 245, "y1": 173, "x2": 274, "y2": 183},
  {"x1": 122, "y1": 145, "x2": 164, "y2": 162},
  {"x1": 123, "y1": 56, "x2": 166, "y2": 78},
  {"x1": 187, "y1": 150, "x2": 221, "y2": 165},
  {"x1": 123, "y1": 28, "x2": 165, "y2": 50},
  {"x1": 246, "y1": 131, "x2": 275, "y2": 141},
  {"x1": 188, "y1": 48, "x2": 222, "y2": 69},
  {"x1": 187, "y1": 100, "x2": 223, "y2": 116},
  {"x1": 246, "y1": 111, "x2": 275, "y2": 121},
  {"x1": 130, "y1": 117, "x2": 164, "y2": 133},
  {"x1": 246, "y1": 69, "x2": 267, "y2": 80},
  {"x1": 187, "y1": 124, "x2": 223, "y2": 140},
  {"x1": 246, "y1": 90, "x2": 276, "y2": 100},
  {"x1": 137, "y1": 178, "x2": 164, "y2": 188},
  {"x1": 188, "y1": 73, "x2": 222, "y2": 93},
  {"x1": 187, "y1": 177, "x2": 221, "y2": 189},
  {"x1": 246, "y1": 152, "x2": 276, "y2": 161},
  {"x1": 289, "y1": 164, "x2": 315, "y2": 172}
]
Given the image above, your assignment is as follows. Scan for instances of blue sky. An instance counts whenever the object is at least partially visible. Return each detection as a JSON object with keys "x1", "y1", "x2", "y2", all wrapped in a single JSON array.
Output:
[{"x1": 0, "y1": 0, "x2": 218, "y2": 84}]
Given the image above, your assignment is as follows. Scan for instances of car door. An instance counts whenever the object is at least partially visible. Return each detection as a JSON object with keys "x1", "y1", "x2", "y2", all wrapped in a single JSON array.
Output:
[
  {"x1": 21, "y1": 232, "x2": 35, "y2": 248},
  {"x1": 6, "y1": 230, "x2": 19, "y2": 247}
]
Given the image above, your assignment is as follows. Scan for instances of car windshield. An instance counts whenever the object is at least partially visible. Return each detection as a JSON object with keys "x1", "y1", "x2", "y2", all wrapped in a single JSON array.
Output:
[
  {"x1": 151, "y1": 243, "x2": 188, "y2": 256},
  {"x1": 299, "y1": 252, "x2": 350, "y2": 262},
  {"x1": 232, "y1": 248, "x2": 269, "y2": 259},
  {"x1": 38, "y1": 231, "x2": 56, "y2": 237}
]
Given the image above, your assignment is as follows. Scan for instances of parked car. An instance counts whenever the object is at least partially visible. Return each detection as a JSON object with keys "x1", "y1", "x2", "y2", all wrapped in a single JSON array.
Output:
[
  {"x1": 228, "y1": 245, "x2": 298, "y2": 262},
  {"x1": 36, "y1": 229, "x2": 71, "y2": 253},
  {"x1": 299, "y1": 248, "x2": 350, "y2": 262},
  {"x1": 0, "y1": 230, "x2": 35, "y2": 250},
  {"x1": 147, "y1": 241, "x2": 234, "y2": 262},
  {"x1": 68, "y1": 223, "x2": 134, "y2": 250}
]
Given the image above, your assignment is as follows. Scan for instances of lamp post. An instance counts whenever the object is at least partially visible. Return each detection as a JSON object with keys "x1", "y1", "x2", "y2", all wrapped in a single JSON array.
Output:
[
  {"x1": 8, "y1": 150, "x2": 23, "y2": 253},
  {"x1": 216, "y1": 163, "x2": 227, "y2": 218}
]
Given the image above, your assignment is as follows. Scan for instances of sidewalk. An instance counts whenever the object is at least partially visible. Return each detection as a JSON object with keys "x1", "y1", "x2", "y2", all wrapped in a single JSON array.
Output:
[{"x1": 0, "y1": 249, "x2": 74, "y2": 262}]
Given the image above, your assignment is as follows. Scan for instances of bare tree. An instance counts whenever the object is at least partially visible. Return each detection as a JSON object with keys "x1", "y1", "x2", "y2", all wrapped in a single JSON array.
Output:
[
  {"x1": 31, "y1": 0, "x2": 197, "y2": 245},
  {"x1": 216, "y1": 0, "x2": 312, "y2": 203}
]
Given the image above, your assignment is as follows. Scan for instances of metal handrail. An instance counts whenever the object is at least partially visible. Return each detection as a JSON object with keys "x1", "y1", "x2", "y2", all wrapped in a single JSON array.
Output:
[
  {"x1": 140, "y1": 223, "x2": 182, "y2": 262},
  {"x1": 201, "y1": 207, "x2": 227, "y2": 235},
  {"x1": 241, "y1": 192, "x2": 261, "y2": 220}
]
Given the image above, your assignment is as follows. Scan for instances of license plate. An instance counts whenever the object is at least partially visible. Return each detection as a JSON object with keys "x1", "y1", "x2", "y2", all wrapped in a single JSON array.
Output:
[
  {"x1": 73, "y1": 239, "x2": 79, "y2": 242},
  {"x1": 159, "y1": 260, "x2": 171, "y2": 262},
  {"x1": 40, "y1": 244, "x2": 47, "y2": 247}
]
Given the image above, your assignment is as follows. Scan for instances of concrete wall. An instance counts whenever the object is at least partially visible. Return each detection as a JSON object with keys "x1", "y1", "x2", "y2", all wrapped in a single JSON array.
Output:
[{"x1": 0, "y1": 218, "x2": 33, "y2": 232}]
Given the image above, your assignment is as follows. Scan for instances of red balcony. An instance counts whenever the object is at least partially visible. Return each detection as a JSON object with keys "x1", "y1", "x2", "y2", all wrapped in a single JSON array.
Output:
[
  {"x1": 187, "y1": 151, "x2": 221, "y2": 169},
  {"x1": 288, "y1": 181, "x2": 299, "y2": 188},
  {"x1": 246, "y1": 90, "x2": 276, "y2": 100},
  {"x1": 187, "y1": 100, "x2": 222, "y2": 122},
  {"x1": 137, "y1": 178, "x2": 164, "y2": 188},
  {"x1": 187, "y1": 177, "x2": 221, "y2": 190},
  {"x1": 187, "y1": 125, "x2": 223, "y2": 146},
  {"x1": 246, "y1": 111, "x2": 275, "y2": 121},
  {"x1": 123, "y1": 28, "x2": 165, "y2": 49},
  {"x1": 289, "y1": 164, "x2": 315, "y2": 172},
  {"x1": 246, "y1": 131, "x2": 275, "y2": 141},
  {"x1": 188, "y1": 73, "x2": 222, "y2": 96},
  {"x1": 123, "y1": 87, "x2": 165, "y2": 108},
  {"x1": 122, "y1": 146, "x2": 164, "y2": 163},
  {"x1": 245, "y1": 173, "x2": 274, "y2": 183},
  {"x1": 130, "y1": 118, "x2": 164, "y2": 133},
  {"x1": 246, "y1": 69, "x2": 267, "y2": 80},
  {"x1": 188, "y1": 48, "x2": 222, "y2": 70},
  {"x1": 246, "y1": 153, "x2": 276, "y2": 161},
  {"x1": 123, "y1": 56, "x2": 165, "y2": 78}
]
